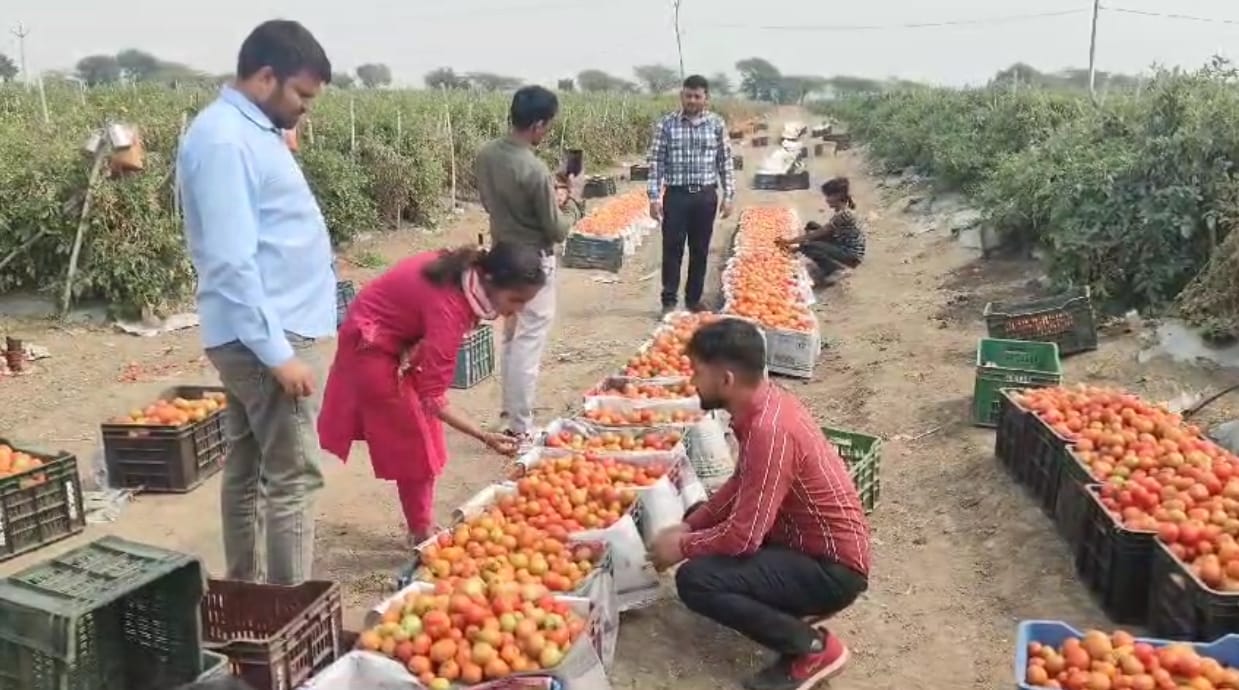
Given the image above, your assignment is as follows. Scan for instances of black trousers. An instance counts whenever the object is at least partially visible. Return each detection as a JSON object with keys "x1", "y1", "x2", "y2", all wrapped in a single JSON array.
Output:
[
  {"x1": 799, "y1": 240, "x2": 861, "y2": 277},
  {"x1": 661, "y1": 186, "x2": 719, "y2": 308},
  {"x1": 675, "y1": 545, "x2": 868, "y2": 656}
]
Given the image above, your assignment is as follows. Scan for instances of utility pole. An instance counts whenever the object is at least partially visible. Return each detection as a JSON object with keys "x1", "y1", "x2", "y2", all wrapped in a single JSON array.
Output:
[
  {"x1": 10, "y1": 23, "x2": 30, "y2": 85},
  {"x1": 673, "y1": 0, "x2": 685, "y2": 80},
  {"x1": 1086, "y1": 0, "x2": 1101, "y2": 103}
]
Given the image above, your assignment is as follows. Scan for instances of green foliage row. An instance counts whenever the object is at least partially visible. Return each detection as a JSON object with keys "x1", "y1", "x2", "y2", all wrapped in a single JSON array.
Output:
[
  {"x1": 821, "y1": 65, "x2": 1239, "y2": 334},
  {"x1": 0, "y1": 83, "x2": 753, "y2": 314}
]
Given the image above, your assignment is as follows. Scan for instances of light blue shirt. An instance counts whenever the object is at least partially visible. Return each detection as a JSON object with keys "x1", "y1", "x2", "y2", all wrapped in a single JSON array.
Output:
[{"x1": 177, "y1": 86, "x2": 335, "y2": 367}]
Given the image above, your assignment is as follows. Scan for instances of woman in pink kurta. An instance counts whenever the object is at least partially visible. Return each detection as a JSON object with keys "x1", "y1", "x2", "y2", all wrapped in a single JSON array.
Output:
[{"x1": 317, "y1": 243, "x2": 547, "y2": 543}]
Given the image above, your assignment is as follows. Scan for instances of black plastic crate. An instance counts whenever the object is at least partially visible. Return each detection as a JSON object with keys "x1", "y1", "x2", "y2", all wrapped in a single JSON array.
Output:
[
  {"x1": 983, "y1": 286, "x2": 1098, "y2": 356},
  {"x1": 561, "y1": 232, "x2": 624, "y2": 273},
  {"x1": 1074, "y1": 485, "x2": 1155, "y2": 625},
  {"x1": 335, "y1": 280, "x2": 356, "y2": 329},
  {"x1": 1148, "y1": 540, "x2": 1239, "y2": 640},
  {"x1": 994, "y1": 389, "x2": 1029, "y2": 479},
  {"x1": 813, "y1": 143, "x2": 826, "y2": 156},
  {"x1": 629, "y1": 164, "x2": 650, "y2": 181},
  {"x1": 583, "y1": 176, "x2": 617, "y2": 199},
  {"x1": 1052, "y1": 449, "x2": 1094, "y2": 550},
  {"x1": 100, "y1": 386, "x2": 228, "y2": 493},
  {"x1": 0, "y1": 536, "x2": 205, "y2": 690},
  {"x1": 728, "y1": 128, "x2": 744, "y2": 141},
  {"x1": 754, "y1": 121, "x2": 769, "y2": 132},
  {"x1": 1022, "y1": 414, "x2": 1073, "y2": 516},
  {"x1": 732, "y1": 154, "x2": 744, "y2": 171},
  {"x1": 451, "y1": 323, "x2": 494, "y2": 390},
  {"x1": 753, "y1": 171, "x2": 810, "y2": 192},
  {"x1": 0, "y1": 441, "x2": 85, "y2": 563},
  {"x1": 751, "y1": 135, "x2": 770, "y2": 147}
]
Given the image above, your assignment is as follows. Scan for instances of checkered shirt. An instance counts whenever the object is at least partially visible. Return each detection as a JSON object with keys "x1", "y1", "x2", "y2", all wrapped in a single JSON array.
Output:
[{"x1": 645, "y1": 110, "x2": 736, "y2": 203}]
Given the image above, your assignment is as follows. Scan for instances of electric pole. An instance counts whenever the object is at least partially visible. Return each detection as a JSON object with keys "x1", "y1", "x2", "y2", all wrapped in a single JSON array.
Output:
[
  {"x1": 10, "y1": 23, "x2": 30, "y2": 84},
  {"x1": 1087, "y1": 0, "x2": 1100, "y2": 103},
  {"x1": 673, "y1": 0, "x2": 685, "y2": 80}
]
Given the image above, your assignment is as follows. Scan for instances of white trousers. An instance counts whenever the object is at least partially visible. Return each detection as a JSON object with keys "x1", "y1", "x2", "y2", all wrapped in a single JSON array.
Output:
[{"x1": 501, "y1": 254, "x2": 557, "y2": 434}]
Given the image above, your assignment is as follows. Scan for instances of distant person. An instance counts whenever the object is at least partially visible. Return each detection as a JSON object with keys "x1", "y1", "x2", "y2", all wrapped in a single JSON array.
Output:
[
  {"x1": 776, "y1": 177, "x2": 866, "y2": 286},
  {"x1": 317, "y1": 244, "x2": 538, "y2": 546},
  {"x1": 475, "y1": 86, "x2": 585, "y2": 444},
  {"x1": 646, "y1": 74, "x2": 736, "y2": 316},
  {"x1": 177, "y1": 20, "x2": 335, "y2": 585},
  {"x1": 650, "y1": 318, "x2": 870, "y2": 690}
]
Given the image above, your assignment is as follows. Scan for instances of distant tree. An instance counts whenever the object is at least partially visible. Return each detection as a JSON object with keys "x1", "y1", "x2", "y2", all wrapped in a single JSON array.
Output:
[
  {"x1": 423, "y1": 67, "x2": 466, "y2": 90},
  {"x1": 116, "y1": 49, "x2": 161, "y2": 81},
  {"x1": 735, "y1": 57, "x2": 781, "y2": 101},
  {"x1": 709, "y1": 72, "x2": 734, "y2": 97},
  {"x1": 467, "y1": 72, "x2": 523, "y2": 91},
  {"x1": 827, "y1": 75, "x2": 881, "y2": 96},
  {"x1": 776, "y1": 75, "x2": 828, "y2": 104},
  {"x1": 0, "y1": 54, "x2": 17, "y2": 82},
  {"x1": 557, "y1": 78, "x2": 575, "y2": 92},
  {"x1": 76, "y1": 55, "x2": 122, "y2": 86},
  {"x1": 356, "y1": 63, "x2": 393, "y2": 88},
  {"x1": 332, "y1": 72, "x2": 355, "y2": 88},
  {"x1": 577, "y1": 69, "x2": 636, "y2": 93},
  {"x1": 633, "y1": 64, "x2": 679, "y2": 94}
]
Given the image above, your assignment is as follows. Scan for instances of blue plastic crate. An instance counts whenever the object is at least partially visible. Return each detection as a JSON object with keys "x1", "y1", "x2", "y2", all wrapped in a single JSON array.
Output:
[{"x1": 1013, "y1": 620, "x2": 1239, "y2": 689}]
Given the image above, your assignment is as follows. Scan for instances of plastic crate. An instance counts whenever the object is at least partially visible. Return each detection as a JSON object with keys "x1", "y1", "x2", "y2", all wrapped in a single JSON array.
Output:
[
  {"x1": 451, "y1": 323, "x2": 495, "y2": 390},
  {"x1": 628, "y1": 164, "x2": 650, "y2": 181},
  {"x1": 753, "y1": 171, "x2": 810, "y2": 192},
  {"x1": 582, "y1": 176, "x2": 617, "y2": 199},
  {"x1": 0, "y1": 440, "x2": 85, "y2": 563},
  {"x1": 983, "y1": 286, "x2": 1098, "y2": 356},
  {"x1": 823, "y1": 427, "x2": 881, "y2": 514},
  {"x1": 0, "y1": 536, "x2": 205, "y2": 690},
  {"x1": 971, "y1": 338, "x2": 1062, "y2": 427},
  {"x1": 197, "y1": 651, "x2": 230, "y2": 682},
  {"x1": 754, "y1": 122, "x2": 769, "y2": 132},
  {"x1": 1148, "y1": 539, "x2": 1239, "y2": 641},
  {"x1": 561, "y1": 233, "x2": 624, "y2": 273},
  {"x1": 335, "y1": 280, "x2": 356, "y2": 329},
  {"x1": 201, "y1": 579, "x2": 344, "y2": 690},
  {"x1": 1013, "y1": 619, "x2": 1239, "y2": 690},
  {"x1": 1022, "y1": 414, "x2": 1074, "y2": 516},
  {"x1": 751, "y1": 135, "x2": 770, "y2": 147},
  {"x1": 993, "y1": 389, "x2": 1029, "y2": 479},
  {"x1": 732, "y1": 154, "x2": 744, "y2": 171},
  {"x1": 1052, "y1": 448, "x2": 1094, "y2": 549},
  {"x1": 1074, "y1": 485, "x2": 1155, "y2": 625},
  {"x1": 99, "y1": 385, "x2": 228, "y2": 493}
]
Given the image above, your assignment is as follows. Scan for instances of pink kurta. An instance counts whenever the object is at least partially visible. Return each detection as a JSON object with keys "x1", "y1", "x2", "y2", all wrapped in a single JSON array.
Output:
[{"x1": 318, "y1": 252, "x2": 478, "y2": 481}]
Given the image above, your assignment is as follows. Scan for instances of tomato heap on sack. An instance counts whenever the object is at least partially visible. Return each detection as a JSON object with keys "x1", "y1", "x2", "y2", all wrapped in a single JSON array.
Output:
[
  {"x1": 544, "y1": 429, "x2": 681, "y2": 453},
  {"x1": 1024, "y1": 629, "x2": 1239, "y2": 689},
  {"x1": 582, "y1": 406, "x2": 701, "y2": 427},
  {"x1": 503, "y1": 453, "x2": 668, "y2": 532},
  {"x1": 1016, "y1": 386, "x2": 1239, "y2": 590},
  {"x1": 360, "y1": 579, "x2": 587, "y2": 688},
  {"x1": 587, "y1": 379, "x2": 698, "y2": 400},
  {"x1": 414, "y1": 510, "x2": 601, "y2": 594},
  {"x1": 725, "y1": 207, "x2": 815, "y2": 333}
]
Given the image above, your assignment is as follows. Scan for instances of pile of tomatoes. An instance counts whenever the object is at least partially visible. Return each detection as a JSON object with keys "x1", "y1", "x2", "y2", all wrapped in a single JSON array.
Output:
[
  {"x1": 505, "y1": 453, "x2": 665, "y2": 529},
  {"x1": 1015, "y1": 385, "x2": 1239, "y2": 590},
  {"x1": 587, "y1": 379, "x2": 698, "y2": 400},
  {"x1": 1024, "y1": 629, "x2": 1239, "y2": 689},
  {"x1": 361, "y1": 579, "x2": 587, "y2": 688},
  {"x1": 414, "y1": 509, "x2": 601, "y2": 594},
  {"x1": 581, "y1": 406, "x2": 700, "y2": 427},
  {"x1": 543, "y1": 429, "x2": 681, "y2": 453},
  {"x1": 573, "y1": 189, "x2": 648, "y2": 239},
  {"x1": 0, "y1": 444, "x2": 48, "y2": 486},
  {"x1": 724, "y1": 207, "x2": 815, "y2": 333}
]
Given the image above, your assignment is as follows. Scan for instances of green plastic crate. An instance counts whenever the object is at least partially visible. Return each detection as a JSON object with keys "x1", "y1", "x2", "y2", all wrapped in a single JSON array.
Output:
[
  {"x1": 823, "y1": 427, "x2": 881, "y2": 514},
  {"x1": 0, "y1": 536, "x2": 205, "y2": 690},
  {"x1": 451, "y1": 323, "x2": 495, "y2": 390},
  {"x1": 972, "y1": 338, "x2": 1063, "y2": 428}
]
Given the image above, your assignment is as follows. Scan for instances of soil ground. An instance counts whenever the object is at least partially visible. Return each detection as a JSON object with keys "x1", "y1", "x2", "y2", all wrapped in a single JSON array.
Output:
[{"x1": 2, "y1": 106, "x2": 1237, "y2": 689}]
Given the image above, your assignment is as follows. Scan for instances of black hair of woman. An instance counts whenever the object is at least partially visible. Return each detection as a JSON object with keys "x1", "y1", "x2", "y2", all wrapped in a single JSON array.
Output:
[
  {"x1": 422, "y1": 242, "x2": 548, "y2": 290},
  {"x1": 820, "y1": 177, "x2": 856, "y2": 210}
]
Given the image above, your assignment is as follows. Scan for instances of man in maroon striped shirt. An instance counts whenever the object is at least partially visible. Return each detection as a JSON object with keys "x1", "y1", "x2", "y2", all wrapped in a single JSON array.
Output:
[{"x1": 651, "y1": 318, "x2": 871, "y2": 690}]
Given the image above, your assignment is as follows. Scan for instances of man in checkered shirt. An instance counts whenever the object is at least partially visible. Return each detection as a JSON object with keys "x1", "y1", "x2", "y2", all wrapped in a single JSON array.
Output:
[{"x1": 646, "y1": 74, "x2": 736, "y2": 317}]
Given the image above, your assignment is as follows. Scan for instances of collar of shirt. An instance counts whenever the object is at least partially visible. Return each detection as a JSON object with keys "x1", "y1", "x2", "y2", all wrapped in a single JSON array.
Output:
[
  {"x1": 219, "y1": 85, "x2": 279, "y2": 133},
  {"x1": 730, "y1": 379, "x2": 774, "y2": 435},
  {"x1": 504, "y1": 133, "x2": 533, "y2": 149},
  {"x1": 677, "y1": 110, "x2": 713, "y2": 126}
]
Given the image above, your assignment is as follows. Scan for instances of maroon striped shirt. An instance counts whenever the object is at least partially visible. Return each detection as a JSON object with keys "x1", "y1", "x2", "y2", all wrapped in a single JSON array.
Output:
[{"x1": 680, "y1": 381, "x2": 872, "y2": 576}]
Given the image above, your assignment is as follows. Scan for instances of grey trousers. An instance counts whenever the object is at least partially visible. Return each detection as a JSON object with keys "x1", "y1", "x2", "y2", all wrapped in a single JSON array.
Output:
[{"x1": 205, "y1": 334, "x2": 325, "y2": 585}]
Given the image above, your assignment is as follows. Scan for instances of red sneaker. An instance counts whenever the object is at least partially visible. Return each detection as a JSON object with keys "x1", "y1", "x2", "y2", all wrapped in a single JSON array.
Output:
[{"x1": 787, "y1": 633, "x2": 850, "y2": 689}]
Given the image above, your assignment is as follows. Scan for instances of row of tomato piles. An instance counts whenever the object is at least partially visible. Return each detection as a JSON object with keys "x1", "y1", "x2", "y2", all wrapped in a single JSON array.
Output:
[
  {"x1": 1013, "y1": 385, "x2": 1239, "y2": 623},
  {"x1": 572, "y1": 189, "x2": 651, "y2": 239},
  {"x1": 354, "y1": 258, "x2": 759, "y2": 687},
  {"x1": 722, "y1": 206, "x2": 815, "y2": 333}
]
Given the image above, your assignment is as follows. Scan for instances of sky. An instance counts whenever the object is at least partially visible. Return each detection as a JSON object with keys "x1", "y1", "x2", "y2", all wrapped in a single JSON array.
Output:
[{"x1": 3, "y1": 0, "x2": 1239, "y2": 87}]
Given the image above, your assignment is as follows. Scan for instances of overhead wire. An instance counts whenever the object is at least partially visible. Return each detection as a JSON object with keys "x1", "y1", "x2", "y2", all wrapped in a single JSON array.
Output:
[
  {"x1": 1101, "y1": 5, "x2": 1239, "y2": 27},
  {"x1": 693, "y1": 8, "x2": 1088, "y2": 33}
]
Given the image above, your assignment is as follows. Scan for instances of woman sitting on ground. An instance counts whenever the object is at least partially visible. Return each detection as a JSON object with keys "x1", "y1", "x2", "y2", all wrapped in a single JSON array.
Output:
[{"x1": 777, "y1": 176, "x2": 866, "y2": 286}]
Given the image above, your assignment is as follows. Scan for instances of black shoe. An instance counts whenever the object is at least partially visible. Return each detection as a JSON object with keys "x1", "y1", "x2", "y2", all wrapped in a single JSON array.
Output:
[
  {"x1": 687, "y1": 302, "x2": 708, "y2": 313},
  {"x1": 660, "y1": 304, "x2": 677, "y2": 318}
]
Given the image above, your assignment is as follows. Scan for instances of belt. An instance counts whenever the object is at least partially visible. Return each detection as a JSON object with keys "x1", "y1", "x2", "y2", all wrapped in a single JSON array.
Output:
[{"x1": 666, "y1": 184, "x2": 717, "y2": 194}]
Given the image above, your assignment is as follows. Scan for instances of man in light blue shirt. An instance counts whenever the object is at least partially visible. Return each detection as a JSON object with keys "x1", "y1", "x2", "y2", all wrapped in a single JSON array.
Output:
[{"x1": 177, "y1": 19, "x2": 335, "y2": 585}]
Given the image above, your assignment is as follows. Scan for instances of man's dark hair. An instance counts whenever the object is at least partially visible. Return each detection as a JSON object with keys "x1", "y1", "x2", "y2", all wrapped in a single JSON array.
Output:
[
  {"x1": 683, "y1": 74, "x2": 710, "y2": 93},
  {"x1": 237, "y1": 20, "x2": 332, "y2": 83},
  {"x1": 686, "y1": 318, "x2": 766, "y2": 381},
  {"x1": 510, "y1": 86, "x2": 559, "y2": 130}
]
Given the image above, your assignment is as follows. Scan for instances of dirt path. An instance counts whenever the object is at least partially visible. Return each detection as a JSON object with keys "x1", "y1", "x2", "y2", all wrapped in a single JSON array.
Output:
[{"x1": 4, "y1": 106, "x2": 1233, "y2": 689}]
